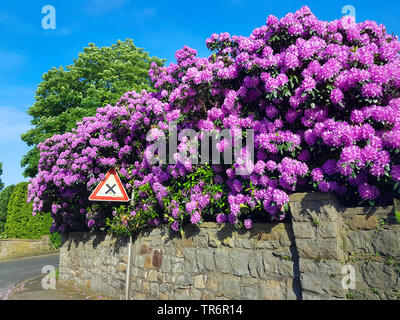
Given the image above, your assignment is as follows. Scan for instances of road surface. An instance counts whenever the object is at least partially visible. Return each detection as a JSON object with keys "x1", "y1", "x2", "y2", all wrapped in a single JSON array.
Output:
[{"x1": 0, "y1": 254, "x2": 59, "y2": 298}]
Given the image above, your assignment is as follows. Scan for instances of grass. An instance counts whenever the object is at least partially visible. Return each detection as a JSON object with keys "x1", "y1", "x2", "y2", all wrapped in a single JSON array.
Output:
[
  {"x1": 346, "y1": 293, "x2": 356, "y2": 299},
  {"x1": 385, "y1": 256, "x2": 396, "y2": 267},
  {"x1": 0, "y1": 249, "x2": 59, "y2": 262},
  {"x1": 312, "y1": 218, "x2": 320, "y2": 227}
]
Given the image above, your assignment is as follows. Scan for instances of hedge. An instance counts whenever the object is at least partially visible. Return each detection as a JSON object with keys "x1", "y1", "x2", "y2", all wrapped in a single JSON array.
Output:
[
  {"x1": 0, "y1": 184, "x2": 16, "y2": 234},
  {"x1": 4, "y1": 182, "x2": 52, "y2": 239}
]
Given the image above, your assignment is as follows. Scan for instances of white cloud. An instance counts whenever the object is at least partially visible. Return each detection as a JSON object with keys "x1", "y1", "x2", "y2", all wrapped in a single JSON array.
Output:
[{"x1": 0, "y1": 106, "x2": 32, "y2": 143}]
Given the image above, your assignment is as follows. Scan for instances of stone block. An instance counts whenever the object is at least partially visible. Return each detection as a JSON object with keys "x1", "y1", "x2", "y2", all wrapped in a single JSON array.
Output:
[
  {"x1": 116, "y1": 263, "x2": 127, "y2": 272},
  {"x1": 153, "y1": 250, "x2": 163, "y2": 268},
  {"x1": 175, "y1": 289, "x2": 191, "y2": 300},
  {"x1": 181, "y1": 238, "x2": 194, "y2": 247},
  {"x1": 248, "y1": 253, "x2": 264, "y2": 278},
  {"x1": 183, "y1": 248, "x2": 198, "y2": 273},
  {"x1": 161, "y1": 255, "x2": 171, "y2": 273},
  {"x1": 160, "y1": 283, "x2": 171, "y2": 293},
  {"x1": 259, "y1": 279, "x2": 286, "y2": 300},
  {"x1": 197, "y1": 249, "x2": 216, "y2": 271},
  {"x1": 205, "y1": 274, "x2": 220, "y2": 291},
  {"x1": 147, "y1": 270, "x2": 158, "y2": 282},
  {"x1": 344, "y1": 230, "x2": 376, "y2": 255},
  {"x1": 299, "y1": 259, "x2": 342, "y2": 276},
  {"x1": 191, "y1": 289, "x2": 202, "y2": 300},
  {"x1": 144, "y1": 255, "x2": 152, "y2": 268},
  {"x1": 194, "y1": 274, "x2": 206, "y2": 289},
  {"x1": 230, "y1": 250, "x2": 250, "y2": 276},
  {"x1": 300, "y1": 272, "x2": 345, "y2": 298},
  {"x1": 159, "y1": 293, "x2": 169, "y2": 300},
  {"x1": 262, "y1": 251, "x2": 295, "y2": 278},
  {"x1": 175, "y1": 249, "x2": 184, "y2": 258},
  {"x1": 165, "y1": 273, "x2": 176, "y2": 284},
  {"x1": 348, "y1": 215, "x2": 379, "y2": 230},
  {"x1": 222, "y1": 237, "x2": 235, "y2": 248},
  {"x1": 175, "y1": 274, "x2": 194, "y2": 286},
  {"x1": 234, "y1": 238, "x2": 253, "y2": 249},
  {"x1": 197, "y1": 235, "x2": 209, "y2": 248},
  {"x1": 202, "y1": 291, "x2": 214, "y2": 300},
  {"x1": 240, "y1": 285, "x2": 260, "y2": 300},
  {"x1": 142, "y1": 281, "x2": 150, "y2": 292},
  {"x1": 373, "y1": 228, "x2": 400, "y2": 256},
  {"x1": 220, "y1": 276, "x2": 240, "y2": 299},
  {"x1": 295, "y1": 238, "x2": 343, "y2": 261},
  {"x1": 170, "y1": 261, "x2": 183, "y2": 273},
  {"x1": 361, "y1": 262, "x2": 399, "y2": 290},
  {"x1": 292, "y1": 222, "x2": 315, "y2": 239},
  {"x1": 214, "y1": 250, "x2": 231, "y2": 274},
  {"x1": 290, "y1": 201, "x2": 341, "y2": 223},
  {"x1": 254, "y1": 240, "x2": 281, "y2": 249},
  {"x1": 134, "y1": 255, "x2": 145, "y2": 268},
  {"x1": 150, "y1": 283, "x2": 159, "y2": 297},
  {"x1": 139, "y1": 244, "x2": 148, "y2": 254}
]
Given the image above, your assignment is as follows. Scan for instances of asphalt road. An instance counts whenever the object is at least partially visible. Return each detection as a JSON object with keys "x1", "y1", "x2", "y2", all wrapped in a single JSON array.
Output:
[{"x1": 0, "y1": 254, "x2": 59, "y2": 296}]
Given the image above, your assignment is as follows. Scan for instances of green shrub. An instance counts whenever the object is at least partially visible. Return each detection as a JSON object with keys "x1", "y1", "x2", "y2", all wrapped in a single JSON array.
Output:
[
  {"x1": 395, "y1": 211, "x2": 400, "y2": 224},
  {"x1": 0, "y1": 184, "x2": 16, "y2": 233},
  {"x1": 3, "y1": 182, "x2": 52, "y2": 239},
  {"x1": 50, "y1": 232, "x2": 62, "y2": 249}
]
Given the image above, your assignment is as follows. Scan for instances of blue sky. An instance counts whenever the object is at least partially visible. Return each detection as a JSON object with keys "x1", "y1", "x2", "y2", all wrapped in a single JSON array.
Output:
[{"x1": 0, "y1": 0, "x2": 399, "y2": 187}]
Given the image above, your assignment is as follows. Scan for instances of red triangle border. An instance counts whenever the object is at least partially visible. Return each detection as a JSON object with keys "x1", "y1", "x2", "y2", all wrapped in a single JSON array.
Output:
[{"x1": 88, "y1": 167, "x2": 130, "y2": 202}]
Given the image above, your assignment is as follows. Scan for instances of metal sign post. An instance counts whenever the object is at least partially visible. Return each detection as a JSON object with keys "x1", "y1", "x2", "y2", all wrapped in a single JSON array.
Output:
[{"x1": 125, "y1": 235, "x2": 132, "y2": 300}]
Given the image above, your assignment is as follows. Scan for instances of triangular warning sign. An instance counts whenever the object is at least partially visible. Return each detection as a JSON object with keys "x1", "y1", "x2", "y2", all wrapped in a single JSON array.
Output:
[{"x1": 89, "y1": 168, "x2": 129, "y2": 202}]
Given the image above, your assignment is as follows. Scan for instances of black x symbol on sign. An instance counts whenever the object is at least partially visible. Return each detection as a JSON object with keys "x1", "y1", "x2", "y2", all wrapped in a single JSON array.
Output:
[{"x1": 105, "y1": 183, "x2": 116, "y2": 195}]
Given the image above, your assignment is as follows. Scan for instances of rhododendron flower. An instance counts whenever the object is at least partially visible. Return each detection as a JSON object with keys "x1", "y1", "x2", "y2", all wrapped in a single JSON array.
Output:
[
  {"x1": 244, "y1": 219, "x2": 253, "y2": 230},
  {"x1": 392, "y1": 166, "x2": 400, "y2": 182},
  {"x1": 87, "y1": 220, "x2": 95, "y2": 228},
  {"x1": 171, "y1": 221, "x2": 179, "y2": 231},
  {"x1": 28, "y1": 6, "x2": 400, "y2": 234},
  {"x1": 358, "y1": 183, "x2": 380, "y2": 200},
  {"x1": 216, "y1": 214, "x2": 227, "y2": 224}
]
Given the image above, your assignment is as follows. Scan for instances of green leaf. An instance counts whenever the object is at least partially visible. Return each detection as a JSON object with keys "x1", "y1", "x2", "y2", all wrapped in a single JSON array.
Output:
[
  {"x1": 369, "y1": 200, "x2": 375, "y2": 207},
  {"x1": 395, "y1": 211, "x2": 400, "y2": 224}
]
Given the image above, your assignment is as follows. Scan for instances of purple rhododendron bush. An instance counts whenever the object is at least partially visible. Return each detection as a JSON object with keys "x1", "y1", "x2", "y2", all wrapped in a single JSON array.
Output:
[{"x1": 28, "y1": 6, "x2": 400, "y2": 235}]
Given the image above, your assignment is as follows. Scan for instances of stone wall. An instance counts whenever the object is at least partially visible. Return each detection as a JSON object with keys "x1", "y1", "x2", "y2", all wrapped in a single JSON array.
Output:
[
  {"x1": 59, "y1": 193, "x2": 400, "y2": 300},
  {"x1": 0, "y1": 236, "x2": 55, "y2": 261},
  {"x1": 290, "y1": 192, "x2": 400, "y2": 300},
  {"x1": 60, "y1": 222, "x2": 300, "y2": 300}
]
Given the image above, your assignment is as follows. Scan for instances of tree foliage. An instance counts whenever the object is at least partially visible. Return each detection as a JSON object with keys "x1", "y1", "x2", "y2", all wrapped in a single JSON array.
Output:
[
  {"x1": 4, "y1": 182, "x2": 52, "y2": 239},
  {"x1": 21, "y1": 39, "x2": 164, "y2": 178},
  {"x1": 0, "y1": 163, "x2": 4, "y2": 192}
]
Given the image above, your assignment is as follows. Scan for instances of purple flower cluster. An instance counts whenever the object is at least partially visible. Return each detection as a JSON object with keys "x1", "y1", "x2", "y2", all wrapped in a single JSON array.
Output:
[{"x1": 29, "y1": 7, "x2": 400, "y2": 234}]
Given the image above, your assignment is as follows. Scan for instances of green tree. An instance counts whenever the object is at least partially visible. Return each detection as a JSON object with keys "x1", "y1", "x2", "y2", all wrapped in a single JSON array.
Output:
[
  {"x1": 21, "y1": 39, "x2": 164, "y2": 178},
  {"x1": 0, "y1": 163, "x2": 4, "y2": 191},
  {"x1": 0, "y1": 184, "x2": 15, "y2": 234},
  {"x1": 3, "y1": 182, "x2": 52, "y2": 239}
]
